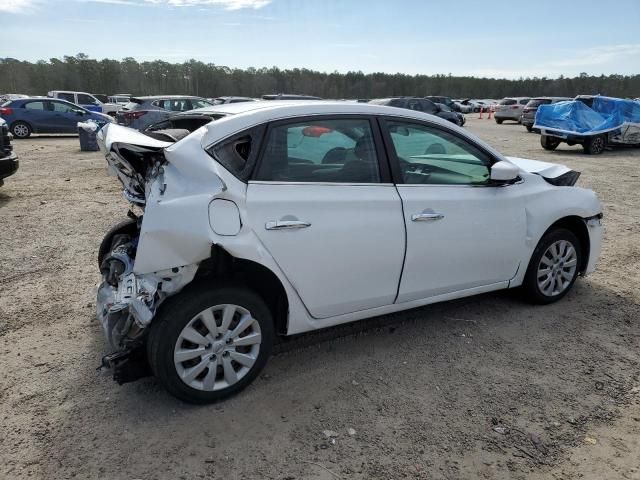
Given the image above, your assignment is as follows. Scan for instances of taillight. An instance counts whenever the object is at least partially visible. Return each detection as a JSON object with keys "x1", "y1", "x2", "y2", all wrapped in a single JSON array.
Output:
[
  {"x1": 123, "y1": 111, "x2": 147, "y2": 119},
  {"x1": 0, "y1": 107, "x2": 13, "y2": 116},
  {"x1": 511, "y1": 105, "x2": 519, "y2": 109}
]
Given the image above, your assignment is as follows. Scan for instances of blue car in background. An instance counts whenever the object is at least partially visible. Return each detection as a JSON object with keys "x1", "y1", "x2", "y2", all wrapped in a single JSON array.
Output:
[{"x1": 0, "y1": 98, "x2": 112, "y2": 138}]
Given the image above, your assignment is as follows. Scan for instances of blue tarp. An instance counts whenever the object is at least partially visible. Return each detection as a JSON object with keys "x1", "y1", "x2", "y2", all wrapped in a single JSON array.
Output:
[{"x1": 534, "y1": 96, "x2": 640, "y2": 136}]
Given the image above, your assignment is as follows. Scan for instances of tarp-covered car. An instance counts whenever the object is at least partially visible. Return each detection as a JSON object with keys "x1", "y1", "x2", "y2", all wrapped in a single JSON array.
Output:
[{"x1": 535, "y1": 96, "x2": 640, "y2": 154}]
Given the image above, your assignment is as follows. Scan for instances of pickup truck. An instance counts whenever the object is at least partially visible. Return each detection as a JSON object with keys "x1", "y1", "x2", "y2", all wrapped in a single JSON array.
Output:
[
  {"x1": 47, "y1": 91, "x2": 122, "y2": 117},
  {"x1": 0, "y1": 118, "x2": 19, "y2": 186}
]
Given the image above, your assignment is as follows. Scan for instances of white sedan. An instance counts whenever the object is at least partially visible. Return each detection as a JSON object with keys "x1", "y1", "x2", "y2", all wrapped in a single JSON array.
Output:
[{"x1": 96, "y1": 101, "x2": 603, "y2": 403}]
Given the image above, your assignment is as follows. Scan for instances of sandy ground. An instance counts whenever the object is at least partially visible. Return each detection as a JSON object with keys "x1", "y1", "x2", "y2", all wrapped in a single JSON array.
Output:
[{"x1": 0, "y1": 117, "x2": 639, "y2": 480}]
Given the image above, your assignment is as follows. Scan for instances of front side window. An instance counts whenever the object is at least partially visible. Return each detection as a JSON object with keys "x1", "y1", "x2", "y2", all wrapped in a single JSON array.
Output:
[
  {"x1": 254, "y1": 118, "x2": 380, "y2": 183},
  {"x1": 51, "y1": 101, "x2": 75, "y2": 113},
  {"x1": 386, "y1": 121, "x2": 491, "y2": 185}
]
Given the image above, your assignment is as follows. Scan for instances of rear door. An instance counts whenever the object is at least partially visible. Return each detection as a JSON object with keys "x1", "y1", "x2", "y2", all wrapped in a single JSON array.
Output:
[
  {"x1": 245, "y1": 116, "x2": 406, "y2": 319},
  {"x1": 22, "y1": 100, "x2": 54, "y2": 132}
]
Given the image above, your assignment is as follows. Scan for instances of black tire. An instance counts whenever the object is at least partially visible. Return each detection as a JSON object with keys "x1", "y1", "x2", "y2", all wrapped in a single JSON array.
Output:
[
  {"x1": 11, "y1": 121, "x2": 32, "y2": 139},
  {"x1": 97, "y1": 218, "x2": 138, "y2": 267},
  {"x1": 541, "y1": 135, "x2": 560, "y2": 151},
  {"x1": 495, "y1": 118, "x2": 503, "y2": 124},
  {"x1": 526, "y1": 126, "x2": 533, "y2": 133},
  {"x1": 521, "y1": 228, "x2": 582, "y2": 305},
  {"x1": 583, "y1": 134, "x2": 606, "y2": 155},
  {"x1": 147, "y1": 284, "x2": 274, "y2": 404}
]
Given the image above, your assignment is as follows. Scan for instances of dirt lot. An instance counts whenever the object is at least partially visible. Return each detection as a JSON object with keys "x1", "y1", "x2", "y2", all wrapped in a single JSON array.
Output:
[{"x1": 1, "y1": 117, "x2": 639, "y2": 480}]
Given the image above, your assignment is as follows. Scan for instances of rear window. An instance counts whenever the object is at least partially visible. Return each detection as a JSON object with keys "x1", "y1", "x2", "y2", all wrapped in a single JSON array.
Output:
[
  {"x1": 499, "y1": 99, "x2": 517, "y2": 105},
  {"x1": 208, "y1": 125, "x2": 266, "y2": 181},
  {"x1": 526, "y1": 99, "x2": 551, "y2": 108}
]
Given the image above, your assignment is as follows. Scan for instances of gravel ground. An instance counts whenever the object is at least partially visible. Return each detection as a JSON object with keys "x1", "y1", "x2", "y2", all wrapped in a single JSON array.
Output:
[{"x1": 0, "y1": 118, "x2": 639, "y2": 480}]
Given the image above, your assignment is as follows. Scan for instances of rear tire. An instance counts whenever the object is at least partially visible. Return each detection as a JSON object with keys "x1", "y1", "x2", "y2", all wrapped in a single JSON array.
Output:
[
  {"x1": 97, "y1": 218, "x2": 138, "y2": 267},
  {"x1": 147, "y1": 284, "x2": 274, "y2": 404},
  {"x1": 11, "y1": 121, "x2": 31, "y2": 139},
  {"x1": 541, "y1": 135, "x2": 560, "y2": 151},
  {"x1": 521, "y1": 228, "x2": 582, "y2": 304},
  {"x1": 495, "y1": 119, "x2": 503, "y2": 124},
  {"x1": 583, "y1": 135, "x2": 606, "y2": 155},
  {"x1": 526, "y1": 126, "x2": 533, "y2": 132}
]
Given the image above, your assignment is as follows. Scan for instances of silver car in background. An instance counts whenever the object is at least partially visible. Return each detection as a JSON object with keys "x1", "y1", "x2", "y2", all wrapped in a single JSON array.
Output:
[
  {"x1": 494, "y1": 97, "x2": 531, "y2": 124},
  {"x1": 116, "y1": 95, "x2": 213, "y2": 130}
]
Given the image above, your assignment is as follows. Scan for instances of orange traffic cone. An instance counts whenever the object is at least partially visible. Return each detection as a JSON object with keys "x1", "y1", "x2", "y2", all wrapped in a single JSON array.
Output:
[{"x1": 478, "y1": 107, "x2": 483, "y2": 119}]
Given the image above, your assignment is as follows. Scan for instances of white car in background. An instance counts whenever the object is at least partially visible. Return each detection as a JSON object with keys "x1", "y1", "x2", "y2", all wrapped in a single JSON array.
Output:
[{"x1": 96, "y1": 101, "x2": 603, "y2": 403}]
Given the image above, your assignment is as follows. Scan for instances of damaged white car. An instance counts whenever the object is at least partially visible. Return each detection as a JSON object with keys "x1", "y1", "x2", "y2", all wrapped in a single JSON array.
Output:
[{"x1": 96, "y1": 101, "x2": 603, "y2": 403}]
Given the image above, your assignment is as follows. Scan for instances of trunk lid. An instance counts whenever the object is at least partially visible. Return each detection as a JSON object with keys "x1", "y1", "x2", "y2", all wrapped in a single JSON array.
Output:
[{"x1": 97, "y1": 123, "x2": 172, "y2": 205}]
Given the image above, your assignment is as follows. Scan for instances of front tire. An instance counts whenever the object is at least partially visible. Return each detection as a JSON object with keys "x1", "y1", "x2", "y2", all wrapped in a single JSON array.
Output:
[
  {"x1": 11, "y1": 121, "x2": 31, "y2": 139},
  {"x1": 541, "y1": 135, "x2": 560, "y2": 151},
  {"x1": 526, "y1": 126, "x2": 533, "y2": 133},
  {"x1": 147, "y1": 285, "x2": 274, "y2": 404},
  {"x1": 521, "y1": 228, "x2": 582, "y2": 304}
]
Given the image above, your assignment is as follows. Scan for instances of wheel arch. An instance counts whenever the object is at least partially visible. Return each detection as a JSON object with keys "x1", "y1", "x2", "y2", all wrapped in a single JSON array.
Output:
[
  {"x1": 193, "y1": 245, "x2": 289, "y2": 336},
  {"x1": 536, "y1": 215, "x2": 590, "y2": 273},
  {"x1": 10, "y1": 120, "x2": 33, "y2": 135}
]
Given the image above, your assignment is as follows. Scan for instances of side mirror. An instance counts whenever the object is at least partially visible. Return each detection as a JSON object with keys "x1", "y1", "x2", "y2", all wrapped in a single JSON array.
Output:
[{"x1": 490, "y1": 161, "x2": 519, "y2": 182}]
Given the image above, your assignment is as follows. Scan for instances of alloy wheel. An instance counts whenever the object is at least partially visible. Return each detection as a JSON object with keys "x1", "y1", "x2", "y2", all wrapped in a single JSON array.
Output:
[
  {"x1": 173, "y1": 304, "x2": 262, "y2": 391},
  {"x1": 13, "y1": 124, "x2": 29, "y2": 138},
  {"x1": 536, "y1": 240, "x2": 578, "y2": 297}
]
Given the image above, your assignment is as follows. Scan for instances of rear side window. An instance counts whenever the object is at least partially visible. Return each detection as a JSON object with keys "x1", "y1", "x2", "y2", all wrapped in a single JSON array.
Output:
[
  {"x1": 499, "y1": 99, "x2": 516, "y2": 105},
  {"x1": 57, "y1": 93, "x2": 75, "y2": 102},
  {"x1": 24, "y1": 101, "x2": 45, "y2": 110},
  {"x1": 207, "y1": 125, "x2": 266, "y2": 181},
  {"x1": 254, "y1": 118, "x2": 380, "y2": 184},
  {"x1": 519, "y1": 99, "x2": 529, "y2": 105}
]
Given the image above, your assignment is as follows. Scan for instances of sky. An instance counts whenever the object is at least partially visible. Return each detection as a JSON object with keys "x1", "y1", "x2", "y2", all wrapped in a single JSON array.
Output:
[{"x1": 0, "y1": 0, "x2": 639, "y2": 79}]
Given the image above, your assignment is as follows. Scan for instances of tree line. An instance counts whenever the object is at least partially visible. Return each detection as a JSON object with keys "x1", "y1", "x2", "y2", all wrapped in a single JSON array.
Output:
[{"x1": 1, "y1": 54, "x2": 638, "y2": 100}]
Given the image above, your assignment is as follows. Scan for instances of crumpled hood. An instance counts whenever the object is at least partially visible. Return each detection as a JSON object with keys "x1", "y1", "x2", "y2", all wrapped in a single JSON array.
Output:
[{"x1": 505, "y1": 156, "x2": 571, "y2": 179}]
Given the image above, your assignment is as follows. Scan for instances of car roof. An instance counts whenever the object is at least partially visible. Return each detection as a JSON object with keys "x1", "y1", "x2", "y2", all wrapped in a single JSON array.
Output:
[{"x1": 133, "y1": 95, "x2": 205, "y2": 100}]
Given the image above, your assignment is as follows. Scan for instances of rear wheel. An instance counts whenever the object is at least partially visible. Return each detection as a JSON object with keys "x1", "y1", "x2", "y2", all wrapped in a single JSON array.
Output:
[
  {"x1": 11, "y1": 121, "x2": 31, "y2": 139},
  {"x1": 495, "y1": 118, "x2": 503, "y2": 124},
  {"x1": 147, "y1": 285, "x2": 274, "y2": 404},
  {"x1": 521, "y1": 228, "x2": 582, "y2": 304},
  {"x1": 526, "y1": 126, "x2": 533, "y2": 133},
  {"x1": 541, "y1": 135, "x2": 561, "y2": 151},
  {"x1": 97, "y1": 218, "x2": 138, "y2": 267},
  {"x1": 583, "y1": 135, "x2": 606, "y2": 155}
]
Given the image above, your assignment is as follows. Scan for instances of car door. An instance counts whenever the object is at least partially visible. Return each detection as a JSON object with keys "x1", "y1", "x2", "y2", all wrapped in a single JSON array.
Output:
[
  {"x1": 381, "y1": 118, "x2": 525, "y2": 303},
  {"x1": 21, "y1": 100, "x2": 52, "y2": 132},
  {"x1": 49, "y1": 101, "x2": 82, "y2": 133},
  {"x1": 245, "y1": 116, "x2": 406, "y2": 319}
]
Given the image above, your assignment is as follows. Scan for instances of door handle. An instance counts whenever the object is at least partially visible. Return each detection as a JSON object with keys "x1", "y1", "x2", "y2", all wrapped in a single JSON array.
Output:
[
  {"x1": 411, "y1": 212, "x2": 445, "y2": 222},
  {"x1": 265, "y1": 220, "x2": 311, "y2": 230}
]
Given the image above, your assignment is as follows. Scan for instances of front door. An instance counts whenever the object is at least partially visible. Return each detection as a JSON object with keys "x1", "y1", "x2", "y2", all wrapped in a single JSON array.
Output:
[
  {"x1": 246, "y1": 116, "x2": 406, "y2": 319},
  {"x1": 382, "y1": 118, "x2": 525, "y2": 303}
]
